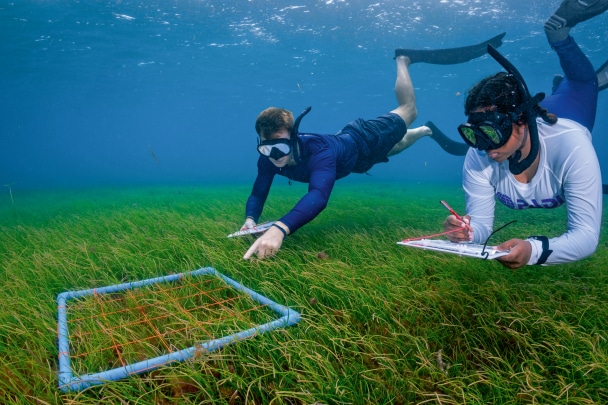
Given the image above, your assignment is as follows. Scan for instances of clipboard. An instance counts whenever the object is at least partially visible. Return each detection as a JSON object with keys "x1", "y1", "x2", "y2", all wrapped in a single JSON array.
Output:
[
  {"x1": 397, "y1": 239, "x2": 509, "y2": 260},
  {"x1": 227, "y1": 222, "x2": 275, "y2": 238}
]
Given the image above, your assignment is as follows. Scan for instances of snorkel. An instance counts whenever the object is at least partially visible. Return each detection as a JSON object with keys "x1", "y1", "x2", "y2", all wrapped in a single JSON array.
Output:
[
  {"x1": 486, "y1": 45, "x2": 549, "y2": 175},
  {"x1": 291, "y1": 106, "x2": 312, "y2": 163}
]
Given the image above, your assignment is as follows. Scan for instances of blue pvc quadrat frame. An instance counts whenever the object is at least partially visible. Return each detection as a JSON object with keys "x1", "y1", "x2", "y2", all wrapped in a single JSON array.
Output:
[{"x1": 56, "y1": 267, "x2": 301, "y2": 393}]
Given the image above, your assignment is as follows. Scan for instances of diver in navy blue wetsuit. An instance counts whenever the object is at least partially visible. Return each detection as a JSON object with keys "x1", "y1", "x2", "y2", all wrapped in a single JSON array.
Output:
[
  {"x1": 242, "y1": 55, "x2": 421, "y2": 260},
  {"x1": 240, "y1": 35, "x2": 508, "y2": 260}
]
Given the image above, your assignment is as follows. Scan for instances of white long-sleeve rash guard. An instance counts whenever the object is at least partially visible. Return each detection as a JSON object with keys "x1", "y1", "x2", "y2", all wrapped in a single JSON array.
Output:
[{"x1": 462, "y1": 118, "x2": 602, "y2": 265}]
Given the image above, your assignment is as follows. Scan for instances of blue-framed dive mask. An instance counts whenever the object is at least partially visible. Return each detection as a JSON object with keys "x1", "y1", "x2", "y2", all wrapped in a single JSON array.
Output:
[
  {"x1": 457, "y1": 111, "x2": 514, "y2": 151},
  {"x1": 257, "y1": 138, "x2": 292, "y2": 160}
]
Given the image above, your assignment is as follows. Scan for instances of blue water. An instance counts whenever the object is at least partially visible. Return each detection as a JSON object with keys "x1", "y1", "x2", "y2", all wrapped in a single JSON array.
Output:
[{"x1": 1, "y1": 1, "x2": 606, "y2": 190}]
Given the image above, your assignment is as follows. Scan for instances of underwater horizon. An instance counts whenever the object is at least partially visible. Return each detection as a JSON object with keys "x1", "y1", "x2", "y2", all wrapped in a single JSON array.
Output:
[{"x1": 1, "y1": 0, "x2": 607, "y2": 192}]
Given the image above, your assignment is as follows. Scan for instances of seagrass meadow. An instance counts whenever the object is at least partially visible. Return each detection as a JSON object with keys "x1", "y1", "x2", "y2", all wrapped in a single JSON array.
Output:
[{"x1": 0, "y1": 182, "x2": 607, "y2": 404}]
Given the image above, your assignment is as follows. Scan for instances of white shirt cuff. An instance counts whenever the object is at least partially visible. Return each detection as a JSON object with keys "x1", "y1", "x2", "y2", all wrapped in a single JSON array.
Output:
[{"x1": 526, "y1": 238, "x2": 542, "y2": 265}]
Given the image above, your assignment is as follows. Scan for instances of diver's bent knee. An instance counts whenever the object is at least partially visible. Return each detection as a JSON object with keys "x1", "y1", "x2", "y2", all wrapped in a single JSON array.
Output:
[{"x1": 392, "y1": 106, "x2": 417, "y2": 127}]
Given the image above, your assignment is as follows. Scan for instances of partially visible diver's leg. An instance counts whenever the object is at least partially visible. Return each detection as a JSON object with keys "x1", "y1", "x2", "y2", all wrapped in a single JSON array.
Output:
[
  {"x1": 552, "y1": 59, "x2": 608, "y2": 93},
  {"x1": 553, "y1": 37, "x2": 597, "y2": 83},
  {"x1": 387, "y1": 55, "x2": 420, "y2": 157},
  {"x1": 542, "y1": 0, "x2": 604, "y2": 131},
  {"x1": 394, "y1": 32, "x2": 506, "y2": 65},
  {"x1": 542, "y1": 36, "x2": 598, "y2": 131},
  {"x1": 390, "y1": 56, "x2": 417, "y2": 128},
  {"x1": 387, "y1": 125, "x2": 431, "y2": 157}
]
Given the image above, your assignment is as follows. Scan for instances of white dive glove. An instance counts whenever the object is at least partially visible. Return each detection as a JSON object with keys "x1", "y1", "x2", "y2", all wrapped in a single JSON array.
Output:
[{"x1": 241, "y1": 217, "x2": 256, "y2": 230}]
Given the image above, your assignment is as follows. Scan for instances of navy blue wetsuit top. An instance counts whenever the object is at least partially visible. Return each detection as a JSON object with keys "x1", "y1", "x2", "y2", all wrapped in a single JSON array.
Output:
[{"x1": 245, "y1": 132, "x2": 358, "y2": 233}]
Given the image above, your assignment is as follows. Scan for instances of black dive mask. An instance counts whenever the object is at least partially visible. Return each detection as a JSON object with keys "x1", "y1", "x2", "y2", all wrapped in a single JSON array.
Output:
[{"x1": 458, "y1": 111, "x2": 515, "y2": 151}]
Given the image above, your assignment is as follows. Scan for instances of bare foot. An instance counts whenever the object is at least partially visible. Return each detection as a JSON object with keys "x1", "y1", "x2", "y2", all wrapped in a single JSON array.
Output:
[{"x1": 407, "y1": 125, "x2": 432, "y2": 140}]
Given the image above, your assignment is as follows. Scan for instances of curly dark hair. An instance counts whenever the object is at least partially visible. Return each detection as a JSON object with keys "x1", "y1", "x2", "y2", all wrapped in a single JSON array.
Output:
[
  {"x1": 464, "y1": 72, "x2": 525, "y2": 119},
  {"x1": 465, "y1": 72, "x2": 558, "y2": 125}
]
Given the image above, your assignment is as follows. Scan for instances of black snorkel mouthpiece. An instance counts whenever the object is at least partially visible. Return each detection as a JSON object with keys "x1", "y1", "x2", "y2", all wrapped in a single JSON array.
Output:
[
  {"x1": 487, "y1": 45, "x2": 543, "y2": 175},
  {"x1": 291, "y1": 106, "x2": 312, "y2": 163}
]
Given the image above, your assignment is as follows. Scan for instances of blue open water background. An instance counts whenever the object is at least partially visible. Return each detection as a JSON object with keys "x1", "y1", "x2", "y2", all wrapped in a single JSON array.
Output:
[{"x1": 1, "y1": 0, "x2": 606, "y2": 191}]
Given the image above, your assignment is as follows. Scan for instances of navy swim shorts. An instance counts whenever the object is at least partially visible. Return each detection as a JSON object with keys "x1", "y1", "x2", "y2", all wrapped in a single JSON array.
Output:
[{"x1": 339, "y1": 113, "x2": 407, "y2": 173}]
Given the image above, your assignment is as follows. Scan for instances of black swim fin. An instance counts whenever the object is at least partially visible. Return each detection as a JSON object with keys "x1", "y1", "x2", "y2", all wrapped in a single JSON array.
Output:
[
  {"x1": 604, "y1": 184, "x2": 608, "y2": 195},
  {"x1": 597, "y1": 59, "x2": 608, "y2": 91},
  {"x1": 552, "y1": 74, "x2": 564, "y2": 93},
  {"x1": 395, "y1": 32, "x2": 506, "y2": 65},
  {"x1": 425, "y1": 121, "x2": 469, "y2": 156}
]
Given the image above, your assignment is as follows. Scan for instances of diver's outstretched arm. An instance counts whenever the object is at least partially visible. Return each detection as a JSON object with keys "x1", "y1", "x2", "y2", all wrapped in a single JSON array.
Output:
[
  {"x1": 394, "y1": 32, "x2": 506, "y2": 65},
  {"x1": 425, "y1": 121, "x2": 469, "y2": 156}
]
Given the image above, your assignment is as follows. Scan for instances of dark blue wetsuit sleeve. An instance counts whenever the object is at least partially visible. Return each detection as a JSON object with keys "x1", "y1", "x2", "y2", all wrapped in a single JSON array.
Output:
[
  {"x1": 280, "y1": 151, "x2": 337, "y2": 233},
  {"x1": 542, "y1": 36, "x2": 598, "y2": 131},
  {"x1": 245, "y1": 157, "x2": 276, "y2": 222}
]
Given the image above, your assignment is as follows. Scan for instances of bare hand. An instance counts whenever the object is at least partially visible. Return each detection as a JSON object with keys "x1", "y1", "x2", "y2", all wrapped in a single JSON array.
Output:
[
  {"x1": 241, "y1": 217, "x2": 256, "y2": 230},
  {"x1": 243, "y1": 222, "x2": 289, "y2": 260},
  {"x1": 443, "y1": 214, "x2": 473, "y2": 242},
  {"x1": 495, "y1": 238, "x2": 532, "y2": 269}
]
